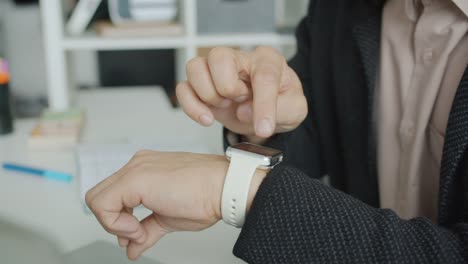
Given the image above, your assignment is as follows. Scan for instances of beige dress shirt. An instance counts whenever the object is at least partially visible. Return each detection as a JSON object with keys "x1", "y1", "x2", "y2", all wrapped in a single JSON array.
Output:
[{"x1": 377, "y1": 0, "x2": 468, "y2": 221}]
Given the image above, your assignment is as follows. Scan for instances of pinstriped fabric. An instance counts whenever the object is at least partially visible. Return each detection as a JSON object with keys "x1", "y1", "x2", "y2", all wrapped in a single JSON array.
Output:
[
  {"x1": 439, "y1": 67, "x2": 468, "y2": 226},
  {"x1": 234, "y1": 166, "x2": 467, "y2": 263},
  {"x1": 352, "y1": 13, "x2": 381, "y2": 206},
  {"x1": 353, "y1": 17, "x2": 380, "y2": 94},
  {"x1": 227, "y1": 0, "x2": 468, "y2": 261}
]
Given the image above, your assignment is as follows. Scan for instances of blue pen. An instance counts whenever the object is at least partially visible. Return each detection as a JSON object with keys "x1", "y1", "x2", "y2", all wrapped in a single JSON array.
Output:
[{"x1": 2, "y1": 163, "x2": 73, "y2": 183}]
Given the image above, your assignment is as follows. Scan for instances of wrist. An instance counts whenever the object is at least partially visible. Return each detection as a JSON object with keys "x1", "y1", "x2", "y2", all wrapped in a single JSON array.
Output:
[
  {"x1": 212, "y1": 156, "x2": 229, "y2": 221},
  {"x1": 218, "y1": 142, "x2": 282, "y2": 227},
  {"x1": 246, "y1": 169, "x2": 268, "y2": 213},
  {"x1": 213, "y1": 157, "x2": 268, "y2": 222}
]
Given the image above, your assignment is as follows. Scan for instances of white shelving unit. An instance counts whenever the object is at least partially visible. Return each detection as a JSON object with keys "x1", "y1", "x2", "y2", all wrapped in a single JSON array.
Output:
[{"x1": 39, "y1": 0, "x2": 296, "y2": 111}]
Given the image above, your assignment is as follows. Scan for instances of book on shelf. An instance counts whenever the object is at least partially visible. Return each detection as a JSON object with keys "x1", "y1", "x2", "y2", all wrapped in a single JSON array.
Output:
[
  {"x1": 66, "y1": 0, "x2": 103, "y2": 36},
  {"x1": 108, "y1": 0, "x2": 178, "y2": 24},
  {"x1": 28, "y1": 108, "x2": 85, "y2": 150},
  {"x1": 94, "y1": 21, "x2": 183, "y2": 38}
]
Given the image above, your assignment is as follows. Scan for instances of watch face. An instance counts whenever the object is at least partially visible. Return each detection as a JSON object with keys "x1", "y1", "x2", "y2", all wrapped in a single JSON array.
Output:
[{"x1": 232, "y1": 143, "x2": 282, "y2": 157}]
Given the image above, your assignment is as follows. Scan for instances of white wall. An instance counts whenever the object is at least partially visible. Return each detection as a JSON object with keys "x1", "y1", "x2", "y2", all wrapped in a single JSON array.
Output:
[
  {"x1": 276, "y1": 0, "x2": 309, "y2": 28},
  {"x1": 0, "y1": 1, "x2": 98, "y2": 98},
  {"x1": 0, "y1": 2, "x2": 4, "y2": 55},
  {"x1": 3, "y1": 2, "x2": 48, "y2": 97}
]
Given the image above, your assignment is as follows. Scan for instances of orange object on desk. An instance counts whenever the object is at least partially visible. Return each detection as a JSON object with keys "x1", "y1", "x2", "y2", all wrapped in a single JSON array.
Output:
[{"x1": 0, "y1": 72, "x2": 9, "y2": 85}]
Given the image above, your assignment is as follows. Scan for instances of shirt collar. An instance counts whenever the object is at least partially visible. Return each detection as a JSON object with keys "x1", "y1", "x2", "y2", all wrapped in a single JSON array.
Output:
[
  {"x1": 405, "y1": 0, "x2": 468, "y2": 20},
  {"x1": 405, "y1": 0, "x2": 422, "y2": 21}
]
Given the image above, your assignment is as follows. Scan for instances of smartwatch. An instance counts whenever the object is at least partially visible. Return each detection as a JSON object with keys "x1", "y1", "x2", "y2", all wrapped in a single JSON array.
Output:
[{"x1": 222, "y1": 142, "x2": 283, "y2": 227}]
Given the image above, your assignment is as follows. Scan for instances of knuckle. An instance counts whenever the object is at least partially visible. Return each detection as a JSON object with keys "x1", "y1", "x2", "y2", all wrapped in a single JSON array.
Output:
[
  {"x1": 127, "y1": 158, "x2": 148, "y2": 173},
  {"x1": 186, "y1": 57, "x2": 205, "y2": 74},
  {"x1": 95, "y1": 212, "x2": 113, "y2": 231},
  {"x1": 199, "y1": 92, "x2": 220, "y2": 104},
  {"x1": 253, "y1": 68, "x2": 280, "y2": 87},
  {"x1": 218, "y1": 84, "x2": 239, "y2": 98},
  {"x1": 295, "y1": 98, "x2": 309, "y2": 124},
  {"x1": 135, "y1": 149, "x2": 152, "y2": 157},
  {"x1": 85, "y1": 191, "x2": 94, "y2": 208},
  {"x1": 127, "y1": 155, "x2": 142, "y2": 168},
  {"x1": 255, "y1": 46, "x2": 281, "y2": 57},
  {"x1": 208, "y1": 47, "x2": 233, "y2": 63},
  {"x1": 128, "y1": 152, "x2": 152, "y2": 167},
  {"x1": 175, "y1": 97, "x2": 193, "y2": 117},
  {"x1": 121, "y1": 164, "x2": 150, "y2": 188},
  {"x1": 254, "y1": 46, "x2": 286, "y2": 67},
  {"x1": 175, "y1": 82, "x2": 188, "y2": 99},
  {"x1": 286, "y1": 96, "x2": 309, "y2": 127},
  {"x1": 188, "y1": 84, "x2": 220, "y2": 104},
  {"x1": 207, "y1": 47, "x2": 240, "y2": 98},
  {"x1": 129, "y1": 229, "x2": 143, "y2": 239}
]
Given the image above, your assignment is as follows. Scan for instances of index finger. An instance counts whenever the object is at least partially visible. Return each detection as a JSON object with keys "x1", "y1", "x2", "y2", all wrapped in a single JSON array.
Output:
[{"x1": 250, "y1": 47, "x2": 286, "y2": 138}]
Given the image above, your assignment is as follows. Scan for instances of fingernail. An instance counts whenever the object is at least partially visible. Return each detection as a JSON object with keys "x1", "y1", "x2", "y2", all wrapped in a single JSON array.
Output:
[
  {"x1": 235, "y1": 95, "x2": 248, "y2": 103},
  {"x1": 218, "y1": 99, "x2": 232, "y2": 108},
  {"x1": 200, "y1": 114, "x2": 213, "y2": 126},
  {"x1": 256, "y1": 118, "x2": 273, "y2": 137}
]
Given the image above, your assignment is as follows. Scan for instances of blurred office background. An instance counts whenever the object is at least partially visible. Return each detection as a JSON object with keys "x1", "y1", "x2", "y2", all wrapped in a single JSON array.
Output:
[
  {"x1": 0, "y1": 1, "x2": 309, "y2": 263},
  {"x1": 0, "y1": 0, "x2": 308, "y2": 116}
]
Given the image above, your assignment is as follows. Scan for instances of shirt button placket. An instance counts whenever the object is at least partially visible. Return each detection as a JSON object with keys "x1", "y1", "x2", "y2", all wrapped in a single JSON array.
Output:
[
  {"x1": 400, "y1": 119, "x2": 416, "y2": 150},
  {"x1": 423, "y1": 48, "x2": 433, "y2": 64}
]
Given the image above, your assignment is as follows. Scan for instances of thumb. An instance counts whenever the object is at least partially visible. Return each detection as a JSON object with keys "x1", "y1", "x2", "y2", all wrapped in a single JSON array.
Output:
[
  {"x1": 87, "y1": 181, "x2": 147, "y2": 243},
  {"x1": 126, "y1": 214, "x2": 168, "y2": 260}
]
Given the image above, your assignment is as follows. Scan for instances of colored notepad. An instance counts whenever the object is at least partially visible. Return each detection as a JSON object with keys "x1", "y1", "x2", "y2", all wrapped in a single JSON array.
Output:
[{"x1": 29, "y1": 108, "x2": 85, "y2": 150}]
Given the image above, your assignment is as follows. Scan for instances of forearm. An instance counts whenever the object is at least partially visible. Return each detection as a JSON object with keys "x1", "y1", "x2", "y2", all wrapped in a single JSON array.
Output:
[{"x1": 235, "y1": 166, "x2": 468, "y2": 264}]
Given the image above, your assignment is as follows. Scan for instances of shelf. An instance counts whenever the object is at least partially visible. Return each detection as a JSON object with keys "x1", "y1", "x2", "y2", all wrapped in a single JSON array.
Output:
[
  {"x1": 40, "y1": 0, "x2": 299, "y2": 110},
  {"x1": 61, "y1": 32, "x2": 295, "y2": 51},
  {"x1": 195, "y1": 33, "x2": 295, "y2": 47},
  {"x1": 62, "y1": 33, "x2": 187, "y2": 50}
]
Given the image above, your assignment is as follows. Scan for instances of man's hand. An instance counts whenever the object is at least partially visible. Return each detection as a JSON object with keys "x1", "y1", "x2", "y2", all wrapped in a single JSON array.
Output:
[
  {"x1": 177, "y1": 46, "x2": 307, "y2": 141},
  {"x1": 85, "y1": 150, "x2": 267, "y2": 260}
]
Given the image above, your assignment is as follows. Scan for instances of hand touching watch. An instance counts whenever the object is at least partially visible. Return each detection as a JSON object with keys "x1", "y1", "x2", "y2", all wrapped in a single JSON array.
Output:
[{"x1": 177, "y1": 46, "x2": 308, "y2": 141}]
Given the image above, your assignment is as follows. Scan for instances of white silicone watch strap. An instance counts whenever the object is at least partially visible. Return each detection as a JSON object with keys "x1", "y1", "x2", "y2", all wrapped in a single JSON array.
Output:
[{"x1": 221, "y1": 151, "x2": 263, "y2": 227}]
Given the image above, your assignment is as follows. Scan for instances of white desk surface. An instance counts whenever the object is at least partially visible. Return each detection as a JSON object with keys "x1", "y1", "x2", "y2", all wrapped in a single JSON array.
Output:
[{"x1": 0, "y1": 87, "x2": 244, "y2": 264}]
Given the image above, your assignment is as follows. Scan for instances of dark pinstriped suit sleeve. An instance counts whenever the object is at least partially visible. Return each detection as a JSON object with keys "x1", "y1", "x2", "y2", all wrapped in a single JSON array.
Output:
[{"x1": 233, "y1": 166, "x2": 468, "y2": 263}]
